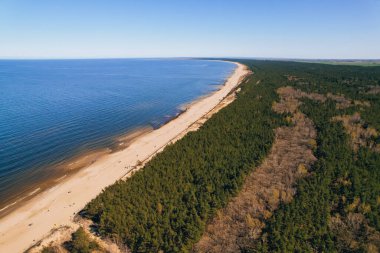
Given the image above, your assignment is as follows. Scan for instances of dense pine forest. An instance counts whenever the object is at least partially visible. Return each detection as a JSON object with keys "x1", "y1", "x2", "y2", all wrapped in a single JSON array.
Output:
[{"x1": 78, "y1": 60, "x2": 380, "y2": 253}]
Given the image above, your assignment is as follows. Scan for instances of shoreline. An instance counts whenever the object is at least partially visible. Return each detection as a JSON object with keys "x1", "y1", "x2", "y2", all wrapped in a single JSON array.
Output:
[
  {"x1": 0, "y1": 61, "x2": 250, "y2": 253},
  {"x1": 0, "y1": 126, "x2": 153, "y2": 218},
  {"x1": 0, "y1": 61, "x2": 235, "y2": 215}
]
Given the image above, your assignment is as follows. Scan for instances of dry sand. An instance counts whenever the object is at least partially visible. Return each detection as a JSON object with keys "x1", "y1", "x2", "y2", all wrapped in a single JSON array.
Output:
[{"x1": 0, "y1": 61, "x2": 250, "y2": 253}]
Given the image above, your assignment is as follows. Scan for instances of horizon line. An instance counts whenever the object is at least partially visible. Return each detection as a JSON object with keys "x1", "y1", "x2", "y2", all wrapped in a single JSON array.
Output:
[{"x1": 0, "y1": 56, "x2": 380, "y2": 61}]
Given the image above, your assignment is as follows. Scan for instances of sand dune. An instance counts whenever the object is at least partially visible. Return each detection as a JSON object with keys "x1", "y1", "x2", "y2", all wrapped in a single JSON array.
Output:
[{"x1": 0, "y1": 61, "x2": 250, "y2": 253}]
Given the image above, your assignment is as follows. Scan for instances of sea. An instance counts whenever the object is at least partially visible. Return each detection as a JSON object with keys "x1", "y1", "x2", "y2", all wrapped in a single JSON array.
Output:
[{"x1": 0, "y1": 58, "x2": 236, "y2": 212}]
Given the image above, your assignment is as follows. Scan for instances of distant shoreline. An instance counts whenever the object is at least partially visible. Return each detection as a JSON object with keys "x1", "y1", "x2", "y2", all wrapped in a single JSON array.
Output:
[{"x1": 0, "y1": 61, "x2": 250, "y2": 253}]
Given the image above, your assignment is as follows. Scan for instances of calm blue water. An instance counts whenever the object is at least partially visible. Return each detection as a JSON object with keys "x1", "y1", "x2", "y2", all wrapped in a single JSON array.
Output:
[{"x1": 0, "y1": 59, "x2": 235, "y2": 208}]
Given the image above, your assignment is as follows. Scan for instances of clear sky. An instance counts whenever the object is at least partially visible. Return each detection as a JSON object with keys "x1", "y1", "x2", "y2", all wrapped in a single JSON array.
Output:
[{"x1": 1, "y1": 0, "x2": 379, "y2": 59}]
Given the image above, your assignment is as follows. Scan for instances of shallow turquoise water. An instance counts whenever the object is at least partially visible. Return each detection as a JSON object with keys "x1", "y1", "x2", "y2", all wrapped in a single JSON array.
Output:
[{"x1": 0, "y1": 59, "x2": 235, "y2": 208}]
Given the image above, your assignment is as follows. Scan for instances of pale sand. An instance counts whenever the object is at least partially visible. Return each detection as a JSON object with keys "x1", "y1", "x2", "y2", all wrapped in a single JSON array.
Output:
[{"x1": 0, "y1": 62, "x2": 250, "y2": 253}]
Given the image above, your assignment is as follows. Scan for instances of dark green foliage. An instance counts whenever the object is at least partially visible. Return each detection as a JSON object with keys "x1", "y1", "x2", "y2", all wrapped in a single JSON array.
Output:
[
  {"x1": 41, "y1": 246, "x2": 59, "y2": 253},
  {"x1": 65, "y1": 227, "x2": 100, "y2": 253},
  {"x1": 83, "y1": 62, "x2": 283, "y2": 252}
]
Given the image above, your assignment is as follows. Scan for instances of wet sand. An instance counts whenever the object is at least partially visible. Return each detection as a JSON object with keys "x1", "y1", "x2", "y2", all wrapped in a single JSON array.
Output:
[
  {"x1": 0, "y1": 127, "x2": 153, "y2": 218},
  {"x1": 0, "y1": 61, "x2": 250, "y2": 253}
]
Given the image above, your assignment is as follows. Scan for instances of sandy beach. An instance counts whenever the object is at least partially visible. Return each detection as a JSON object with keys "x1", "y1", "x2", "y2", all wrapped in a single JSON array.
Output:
[{"x1": 0, "y1": 61, "x2": 250, "y2": 253}]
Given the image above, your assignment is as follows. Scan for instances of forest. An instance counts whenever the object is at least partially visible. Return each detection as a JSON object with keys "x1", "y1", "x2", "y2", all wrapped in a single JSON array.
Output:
[
  {"x1": 78, "y1": 60, "x2": 380, "y2": 252},
  {"x1": 82, "y1": 60, "x2": 283, "y2": 252},
  {"x1": 241, "y1": 61, "x2": 380, "y2": 252}
]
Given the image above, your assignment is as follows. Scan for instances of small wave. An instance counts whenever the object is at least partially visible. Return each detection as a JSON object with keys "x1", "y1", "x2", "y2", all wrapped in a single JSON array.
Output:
[
  {"x1": 0, "y1": 201, "x2": 18, "y2": 212},
  {"x1": 0, "y1": 187, "x2": 41, "y2": 213},
  {"x1": 27, "y1": 187, "x2": 41, "y2": 196},
  {"x1": 55, "y1": 175, "x2": 67, "y2": 182}
]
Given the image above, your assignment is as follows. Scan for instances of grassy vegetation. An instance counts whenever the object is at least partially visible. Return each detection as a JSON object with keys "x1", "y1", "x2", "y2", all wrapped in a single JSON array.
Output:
[
  {"x1": 41, "y1": 227, "x2": 102, "y2": 253},
  {"x1": 65, "y1": 227, "x2": 101, "y2": 253},
  {"x1": 41, "y1": 246, "x2": 60, "y2": 253}
]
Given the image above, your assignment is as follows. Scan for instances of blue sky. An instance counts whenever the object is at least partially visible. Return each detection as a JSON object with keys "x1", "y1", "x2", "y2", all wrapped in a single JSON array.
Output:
[{"x1": 0, "y1": 0, "x2": 379, "y2": 59}]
